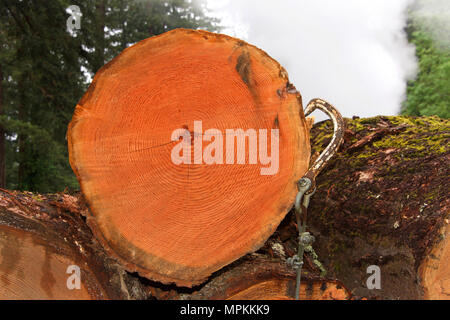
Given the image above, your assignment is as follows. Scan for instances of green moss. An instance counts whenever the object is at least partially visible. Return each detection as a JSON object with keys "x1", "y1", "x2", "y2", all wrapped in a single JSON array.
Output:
[
  {"x1": 305, "y1": 245, "x2": 327, "y2": 277},
  {"x1": 311, "y1": 122, "x2": 334, "y2": 153},
  {"x1": 351, "y1": 116, "x2": 450, "y2": 159},
  {"x1": 311, "y1": 115, "x2": 448, "y2": 200},
  {"x1": 31, "y1": 193, "x2": 44, "y2": 202},
  {"x1": 345, "y1": 118, "x2": 365, "y2": 132},
  {"x1": 359, "y1": 116, "x2": 383, "y2": 125},
  {"x1": 355, "y1": 151, "x2": 378, "y2": 159},
  {"x1": 348, "y1": 230, "x2": 363, "y2": 238},
  {"x1": 311, "y1": 116, "x2": 448, "y2": 174},
  {"x1": 423, "y1": 189, "x2": 440, "y2": 202}
]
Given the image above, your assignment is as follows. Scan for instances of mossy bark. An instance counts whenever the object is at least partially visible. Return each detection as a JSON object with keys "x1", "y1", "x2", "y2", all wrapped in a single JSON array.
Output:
[{"x1": 268, "y1": 115, "x2": 449, "y2": 299}]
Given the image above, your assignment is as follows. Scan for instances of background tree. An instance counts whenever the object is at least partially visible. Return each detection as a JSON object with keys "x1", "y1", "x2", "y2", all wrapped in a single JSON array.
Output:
[
  {"x1": 0, "y1": 0, "x2": 219, "y2": 193},
  {"x1": 402, "y1": 2, "x2": 450, "y2": 118},
  {"x1": 0, "y1": 0, "x2": 85, "y2": 192}
]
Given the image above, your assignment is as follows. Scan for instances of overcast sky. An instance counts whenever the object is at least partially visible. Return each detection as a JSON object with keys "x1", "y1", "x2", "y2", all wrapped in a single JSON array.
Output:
[{"x1": 207, "y1": 0, "x2": 420, "y2": 120}]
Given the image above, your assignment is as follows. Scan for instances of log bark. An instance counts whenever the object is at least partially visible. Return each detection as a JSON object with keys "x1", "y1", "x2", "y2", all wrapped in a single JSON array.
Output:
[
  {"x1": 271, "y1": 115, "x2": 449, "y2": 299},
  {"x1": 0, "y1": 63, "x2": 5, "y2": 188},
  {"x1": 0, "y1": 188, "x2": 349, "y2": 300},
  {"x1": 67, "y1": 28, "x2": 311, "y2": 287}
]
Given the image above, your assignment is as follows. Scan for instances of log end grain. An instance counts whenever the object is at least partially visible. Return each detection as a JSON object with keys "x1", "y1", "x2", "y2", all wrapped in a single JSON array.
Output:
[{"x1": 68, "y1": 29, "x2": 311, "y2": 286}]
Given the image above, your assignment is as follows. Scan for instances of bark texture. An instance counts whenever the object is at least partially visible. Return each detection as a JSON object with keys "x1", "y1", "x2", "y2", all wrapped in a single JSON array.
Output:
[{"x1": 270, "y1": 115, "x2": 449, "y2": 299}]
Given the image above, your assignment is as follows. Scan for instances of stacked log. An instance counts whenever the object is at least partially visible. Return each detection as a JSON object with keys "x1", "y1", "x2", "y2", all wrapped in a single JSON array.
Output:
[
  {"x1": 1, "y1": 115, "x2": 447, "y2": 299},
  {"x1": 0, "y1": 190, "x2": 146, "y2": 299}
]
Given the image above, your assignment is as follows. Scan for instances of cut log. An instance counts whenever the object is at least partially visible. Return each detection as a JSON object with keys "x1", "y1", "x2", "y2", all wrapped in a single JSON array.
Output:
[
  {"x1": 271, "y1": 116, "x2": 450, "y2": 299},
  {"x1": 418, "y1": 223, "x2": 450, "y2": 300},
  {"x1": 67, "y1": 29, "x2": 311, "y2": 286},
  {"x1": 0, "y1": 190, "x2": 351, "y2": 300},
  {"x1": 149, "y1": 255, "x2": 351, "y2": 300},
  {"x1": 0, "y1": 224, "x2": 95, "y2": 300},
  {"x1": 0, "y1": 190, "x2": 146, "y2": 300}
]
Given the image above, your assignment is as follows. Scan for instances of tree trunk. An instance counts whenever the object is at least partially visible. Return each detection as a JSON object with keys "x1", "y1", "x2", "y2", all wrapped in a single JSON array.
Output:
[
  {"x1": 272, "y1": 115, "x2": 449, "y2": 299},
  {"x1": 67, "y1": 29, "x2": 311, "y2": 287},
  {"x1": 0, "y1": 63, "x2": 5, "y2": 188},
  {"x1": 119, "y1": 0, "x2": 127, "y2": 51},
  {"x1": 17, "y1": 76, "x2": 27, "y2": 191},
  {"x1": 93, "y1": 0, "x2": 106, "y2": 73}
]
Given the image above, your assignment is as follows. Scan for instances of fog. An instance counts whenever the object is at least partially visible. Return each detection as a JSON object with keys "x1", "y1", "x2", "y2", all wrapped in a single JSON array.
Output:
[
  {"x1": 207, "y1": 0, "x2": 419, "y2": 120},
  {"x1": 411, "y1": 0, "x2": 450, "y2": 47}
]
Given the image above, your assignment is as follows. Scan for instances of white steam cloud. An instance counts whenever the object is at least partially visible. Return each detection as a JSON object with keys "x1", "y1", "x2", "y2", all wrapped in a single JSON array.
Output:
[{"x1": 207, "y1": 0, "x2": 419, "y2": 119}]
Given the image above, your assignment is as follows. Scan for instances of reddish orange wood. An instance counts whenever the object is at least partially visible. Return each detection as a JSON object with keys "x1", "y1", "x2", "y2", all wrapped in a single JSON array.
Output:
[
  {"x1": 0, "y1": 225, "x2": 95, "y2": 300},
  {"x1": 150, "y1": 258, "x2": 351, "y2": 300},
  {"x1": 418, "y1": 223, "x2": 450, "y2": 299},
  {"x1": 68, "y1": 29, "x2": 311, "y2": 286},
  {"x1": 226, "y1": 279, "x2": 350, "y2": 300}
]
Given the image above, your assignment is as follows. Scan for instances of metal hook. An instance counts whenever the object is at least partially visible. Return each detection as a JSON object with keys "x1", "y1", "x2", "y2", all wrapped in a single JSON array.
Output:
[
  {"x1": 303, "y1": 98, "x2": 345, "y2": 180},
  {"x1": 290, "y1": 98, "x2": 345, "y2": 300}
]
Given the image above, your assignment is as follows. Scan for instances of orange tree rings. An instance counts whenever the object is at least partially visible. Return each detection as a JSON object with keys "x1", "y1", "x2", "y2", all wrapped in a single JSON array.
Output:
[{"x1": 67, "y1": 29, "x2": 311, "y2": 286}]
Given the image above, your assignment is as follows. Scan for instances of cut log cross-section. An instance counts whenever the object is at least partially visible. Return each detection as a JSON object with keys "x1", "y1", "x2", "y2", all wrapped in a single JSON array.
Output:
[{"x1": 67, "y1": 29, "x2": 311, "y2": 286}]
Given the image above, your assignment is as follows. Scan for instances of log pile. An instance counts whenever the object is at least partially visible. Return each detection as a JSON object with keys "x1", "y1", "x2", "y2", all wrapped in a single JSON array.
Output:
[
  {"x1": 0, "y1": 190, "x2": 146, "y2": 299},
  {"x1": 0, "y1": 29, "x2": 448, "y2": 300},
  {"x1": 0, "y1": 115, "x2": 447, "y2": 300},
  {"x1": 0, "y1": 190, "x2": 350, "y2": 300}
]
